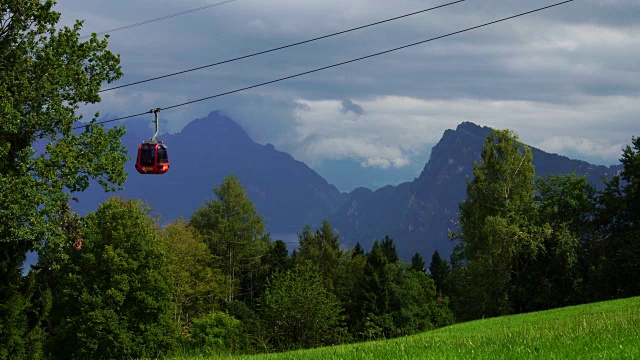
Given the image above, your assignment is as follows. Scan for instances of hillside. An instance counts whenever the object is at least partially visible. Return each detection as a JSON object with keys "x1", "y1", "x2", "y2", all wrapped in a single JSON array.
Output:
[{"x1": 176, "y1": 296, "x2": 640, "y2": 359}]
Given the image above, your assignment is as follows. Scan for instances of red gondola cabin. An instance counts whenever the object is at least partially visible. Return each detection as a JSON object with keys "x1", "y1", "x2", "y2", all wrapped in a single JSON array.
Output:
[{"x1": 135, "y1": 141, "x2": 169, "y2": 174}]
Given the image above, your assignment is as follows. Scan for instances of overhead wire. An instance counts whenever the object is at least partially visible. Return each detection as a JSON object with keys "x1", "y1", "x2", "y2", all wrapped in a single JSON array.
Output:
[
  {"x1": 79, "y1": 0, "x2": 236, "y2": 40},
  {"x1": 74, "y1": 0, "x2": 576, "y2": 130},
  {"x1": 98, "y1": 0, "x2": 468, "y2": 93}
]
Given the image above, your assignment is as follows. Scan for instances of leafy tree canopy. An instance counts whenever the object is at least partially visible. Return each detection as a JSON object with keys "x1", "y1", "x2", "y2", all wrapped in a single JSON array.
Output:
[
  {"x1": 261, "y1": 265, "x2": 344, "y2": 351},
  {"x1": 450, "y1": 129, "x2": 537, "y2": 319},
  {"x1": 160, "y1": 219, "x2": 226, "y2": 335},
  {"x1": 46, "y1": 198, "x2": 176, "y2": 359},
  {"x1": 0, "y1": 1, "x2": 125, "y2": 356}
]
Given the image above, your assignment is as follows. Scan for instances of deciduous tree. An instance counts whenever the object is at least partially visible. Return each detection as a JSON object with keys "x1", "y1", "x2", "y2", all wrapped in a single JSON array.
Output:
[
  {"x1": 591, "y1": 136, "x2": 640, "y2": 298},
  {"x1": 46, "y1": 198, "x2": 176, "y2": 359},
  {"x1": 261, "y1": 266, "x2": 345, "y2": 351},
  {"x1": 450, "y1": 129, "x2": 537, "y2": 319},
  {"x1": 160, "y1": 219, "x2": 226, "y2": 335},
  {"x1": 0, "y1": 0, "x2": 125, "y2": 356}
]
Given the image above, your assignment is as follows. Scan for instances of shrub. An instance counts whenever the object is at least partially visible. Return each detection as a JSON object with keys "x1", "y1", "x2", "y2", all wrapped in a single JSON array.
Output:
[{"x1": 190, "y1": 311, "x2": 242, "y2": 355}]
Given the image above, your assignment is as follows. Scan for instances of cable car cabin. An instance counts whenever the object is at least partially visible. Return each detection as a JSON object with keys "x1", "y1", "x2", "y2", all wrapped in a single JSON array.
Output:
[{"x1": 135, "y1": 142, "x2": 169, "y2": 174}]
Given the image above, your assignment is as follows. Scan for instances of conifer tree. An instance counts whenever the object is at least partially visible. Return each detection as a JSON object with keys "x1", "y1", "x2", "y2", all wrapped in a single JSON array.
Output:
[
  {"x1": 428, "y1": 250, "x2": 450, "y2": 294},
  {"x1": 380, "y1": 235, "x2": 399, "y2": 264},
  {"x1": 296, "y1": 220, "x2": 342, "y2": 291},
  {"x1": 352, "y1": 242, "x2": 365, "y2": 258},
  {"x1": 411, "y1": 253, "x2": 426, "y2": 273},
  {"x1": 190, "y1": 175, "x2": 268, "y2": 302}
]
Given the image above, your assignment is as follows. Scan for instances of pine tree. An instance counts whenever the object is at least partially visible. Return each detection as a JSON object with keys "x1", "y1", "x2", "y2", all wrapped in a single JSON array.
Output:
[
  {"x1": 410, "y1": 253, "x2": 426, "y2": 273},
  {"x1": 352, "y1": 242, "x2": 365, "y2": 258},
  {"x1": 428, "y1": 250, "x2": 450, "y2": 294},
  {"x1": 380, "y1": 235, "x2": 399, "y2": 264},
  {"x1": 190, "y1": 175, "x2": 268, "y2": 302}
]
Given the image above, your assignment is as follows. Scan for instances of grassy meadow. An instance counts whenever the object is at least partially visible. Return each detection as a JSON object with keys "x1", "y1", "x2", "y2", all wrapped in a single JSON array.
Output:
[{"x1": 175, "y1": 296, "x2": 640, "y2": 360}]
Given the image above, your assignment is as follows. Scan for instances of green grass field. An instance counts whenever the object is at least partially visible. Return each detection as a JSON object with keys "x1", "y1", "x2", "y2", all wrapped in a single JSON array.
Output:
[{"x1": 176, "y1": 296, "x2": 640, "y2": 359}]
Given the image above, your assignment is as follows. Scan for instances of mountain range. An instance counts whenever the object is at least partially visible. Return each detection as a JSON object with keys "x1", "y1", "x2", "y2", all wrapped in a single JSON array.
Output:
[
  {"x1": 329, "y1": 122, "x2": 622, "y2": 260},
  {"x1": 74, "y1": 111, "x2": 346, "y2": 233},
  {"x1": 74, "y1": 111, "x2": 623, "y2": 262}
]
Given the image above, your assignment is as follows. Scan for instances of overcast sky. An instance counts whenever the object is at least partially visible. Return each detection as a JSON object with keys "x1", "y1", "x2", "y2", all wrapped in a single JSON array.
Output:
[{"x1": 56, "y1": 0, "x2": 639, "y2": 189}]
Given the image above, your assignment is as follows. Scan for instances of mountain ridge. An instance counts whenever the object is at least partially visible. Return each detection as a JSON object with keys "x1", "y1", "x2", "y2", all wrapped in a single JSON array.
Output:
[
  {"x1": 330, "y1": 121, "x2": 622, "y2": 261},
  {"x1": 74, "y1": 111, "x2": 347, "y2": 232},
  {"x1": 73, "y1": 114, "x2": 622, "y2": 262}
]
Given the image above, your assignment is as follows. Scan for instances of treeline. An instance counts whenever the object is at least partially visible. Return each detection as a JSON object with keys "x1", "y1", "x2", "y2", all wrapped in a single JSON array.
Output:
[
  {"x1": 439, "y1": 129, "x2": 640, "y2": 321},
  {"x1": 19, "y1": 175, "x2": 453, "y2": 359}
]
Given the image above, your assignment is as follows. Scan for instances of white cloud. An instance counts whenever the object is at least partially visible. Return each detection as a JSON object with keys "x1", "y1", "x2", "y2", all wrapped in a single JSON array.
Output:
[
  {"x1": 300, "y1": 137, "x2": 409, "y2": 169},
  {"x1": 288, "y1": 94, "x2": 640, "y2": 168},
  {"x1": 533, "y1": 137, "x2": 626, "y2": 161}
]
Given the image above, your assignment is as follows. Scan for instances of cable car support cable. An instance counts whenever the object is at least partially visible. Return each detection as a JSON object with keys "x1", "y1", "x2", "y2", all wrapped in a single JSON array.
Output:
[
  {"x1": 79, "y1": 0, "x2": 237, "y2": 40},
  {"x1": 98, "y1": 0, "x2": 468, "y2": 93}
]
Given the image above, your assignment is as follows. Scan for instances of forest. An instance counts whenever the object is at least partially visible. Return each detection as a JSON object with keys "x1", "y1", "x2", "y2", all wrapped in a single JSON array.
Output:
[
  {"x1": 3, "y1": 129, "x2": 639, "y2": 359},
  {"x1": 1, "y1": 1, "x2": 639, "y2": 359}
]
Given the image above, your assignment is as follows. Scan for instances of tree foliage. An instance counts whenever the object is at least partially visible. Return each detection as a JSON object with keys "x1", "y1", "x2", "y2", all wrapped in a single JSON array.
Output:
[
  {"x1": 358, "y1": 240, "x2": 391, "y2": 329},
  {"x1": 410, "y1": 253, "x2": 426, "y2": 273},
  {"x1": 46, "y1": 198, "x2": 176, "y2": 359},
  {"x1": 295, "y1": 220, "x2": 342, "y2": 292},
  {"x1": 351, "y1": 239, "x2": 452, "y2": 339},
  {"x1": 512, "y1": 173, "x2": 595, "y2": 311},
  {"x1": 190, "y1": 311, "x2": 242, "y2": 355},
  {"x1": 160, "y1": 219, "x2": 226, "y2": 335},
  {"x1": 389, "y1": 264, "x2": 452, "y2": 335},
  {"x1": 590, "y1": 136, "x2": 640, "y2": 298},
  {"x1": 190, "y1": 175, "x2": 268, "y2": 302},
  {"x1": 261, "y1": 266, "x2": 345, "y2": 351},
  {"x1": 352, "y1": 242, "x2": 365, "y2": 258},
  {"x1": 428, "y1": 250, "x2": 450, "y2": 294},
  {"x1": 448, "y1": 129, "x2": 640, "y2": 320},
  {"x1": 0, "y1": 0, "x2": 125, "y2": 357},
  {"x1": 450, "y1": 129, "x2": 537, "y2": 319}
]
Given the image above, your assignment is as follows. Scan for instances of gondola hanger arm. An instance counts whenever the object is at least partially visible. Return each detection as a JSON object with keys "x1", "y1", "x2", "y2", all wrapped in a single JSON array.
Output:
[{"x1": 149, "y1": 108, "x2": 161, "y2": 142}]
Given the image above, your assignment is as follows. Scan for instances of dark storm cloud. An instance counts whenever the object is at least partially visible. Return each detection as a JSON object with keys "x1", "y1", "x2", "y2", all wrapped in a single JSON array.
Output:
[{"x1": 340, "y1": 99, "x2": 365, "y2": 116}]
